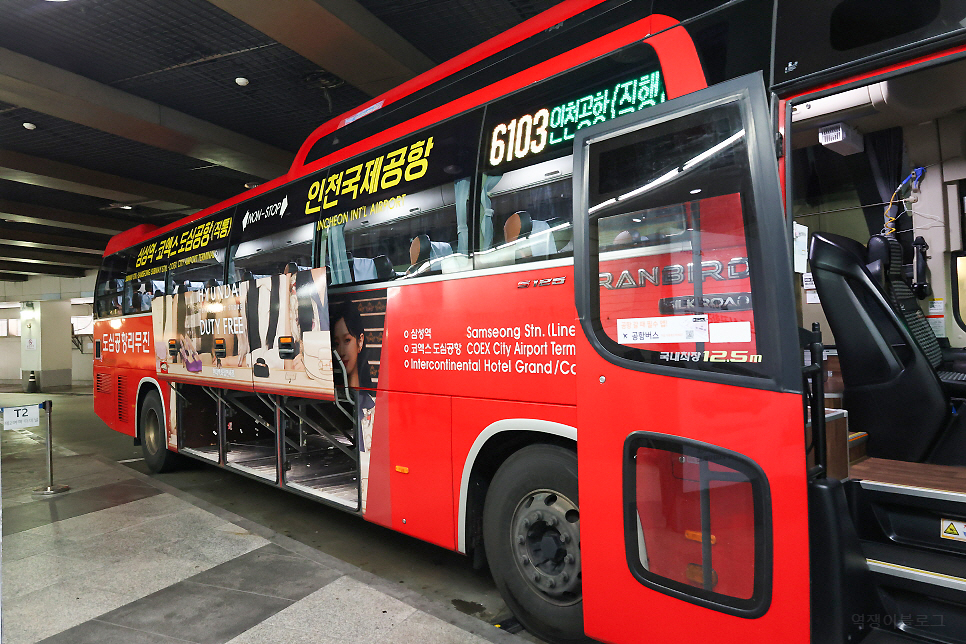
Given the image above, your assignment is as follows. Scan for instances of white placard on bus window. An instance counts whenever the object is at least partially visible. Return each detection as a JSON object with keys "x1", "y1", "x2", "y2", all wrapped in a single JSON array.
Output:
[
  {"x1": 617, "y1": 315, "x2": 709, "y2": 345},
  {"x1": 0, "y1": 319, "x2": 7, "y2": 336},
  {"x1": 709, "y1": 321, "x2": 751, "y2": 343},
  {"x1": 3, "y1": 405, "x2": 39, "y2": 430}
]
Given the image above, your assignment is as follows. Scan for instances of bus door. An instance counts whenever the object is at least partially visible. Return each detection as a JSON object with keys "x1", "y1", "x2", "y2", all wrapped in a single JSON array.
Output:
[{"x1": 572, "y1": 73, "x2": 811, "y2": 643}]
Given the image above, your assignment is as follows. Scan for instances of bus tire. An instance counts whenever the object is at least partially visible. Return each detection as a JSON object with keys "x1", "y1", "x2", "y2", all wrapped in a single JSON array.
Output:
[
  {"x1": 483, "y1": 444, "x2": 589, "y2": 644},
  {"x1": 139, "y1": 390, "x2": 179, "y2": 473}
]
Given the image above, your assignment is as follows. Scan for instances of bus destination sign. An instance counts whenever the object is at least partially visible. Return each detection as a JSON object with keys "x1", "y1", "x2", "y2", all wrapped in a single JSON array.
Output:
[
  {"x1": 488, "y1": 70, "x2": 665, "y2": 168},
  {"x1": 128, "y1": 214, "x2": 233, "y2": 281}
]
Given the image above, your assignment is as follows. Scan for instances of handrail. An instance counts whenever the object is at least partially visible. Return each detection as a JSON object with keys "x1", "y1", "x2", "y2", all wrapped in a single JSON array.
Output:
[{"x1": 801, "y1": 323, "x2": 827, "y2": 479}]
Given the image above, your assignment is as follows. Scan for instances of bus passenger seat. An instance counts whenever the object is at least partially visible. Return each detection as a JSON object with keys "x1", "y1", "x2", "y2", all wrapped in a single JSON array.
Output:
[
  {"x1": 407, "y1": 235, "x2": 454, "y2": 275},
  {"x1": 504, "y1": 210, "x2": 532, "y2": 243},
  {"x1": 809, "y1": 232, "x2": 966, "y2": 465},
  {"x1": 409, "y1": 234, "x2": 432, "y2": 267},
  {"x1": 528, "y1": 219, "x2": 556, "y2": 258},
  {"x1": 352, "y1": 257, "x2": 378, "y2": 282},
  {"x1": 373, "y1": 255, "x2": 396, "y2": 281},
  {"x1": 504, "y1": 210, "x2": 558, "y2": 260}
]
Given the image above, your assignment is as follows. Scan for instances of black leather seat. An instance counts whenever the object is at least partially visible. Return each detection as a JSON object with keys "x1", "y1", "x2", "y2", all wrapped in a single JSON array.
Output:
[
  {"x1": 373, "y1": 255, "x2": 395, "y2": 280},
  {"x1": 809, "y1": 232, "x2": 966, "y2": 464},
  {"x1": 867, "y1": 234, "x2": 966, "y2": 396}
]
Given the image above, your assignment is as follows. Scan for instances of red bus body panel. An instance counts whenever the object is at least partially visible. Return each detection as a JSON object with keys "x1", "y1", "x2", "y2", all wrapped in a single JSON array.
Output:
[
  {"x1": 93, "y1": 315, "x2": 155, "y2": 438},
  {"x1": 578, "y1": 344, "x2": 810, "y2": 643}
]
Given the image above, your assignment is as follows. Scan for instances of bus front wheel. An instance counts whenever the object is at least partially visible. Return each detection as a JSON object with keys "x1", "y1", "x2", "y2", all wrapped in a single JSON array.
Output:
[
  {"x1": 139, "y1": 390, "x2": 179, "y2": 473},
  {"x1": 483, "y1": 444, "x2": 589, "y2": 643}
]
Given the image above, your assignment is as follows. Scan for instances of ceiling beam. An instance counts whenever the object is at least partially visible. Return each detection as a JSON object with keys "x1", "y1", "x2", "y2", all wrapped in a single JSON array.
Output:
[
  {"x1": 0, "y1": 225, "x2": 107, "y2": 253},
  {"x1": 0, "y1": 261, "x2": 89, "y2": 277},
  {"x1": 0, "y1": 272, "x2": 28, "y2": 282},
  {"x1": 206, "y1": 0, "x2": 433, "y2": 97},
  {"x1": 0, "y1": 199, "x2": 132, "y2": 234},
  {"x1": 0, "y1": 47, "x2": 293, "y2": 180},
  {"x1": 0, "y1": 150, "x2": 215, "y2": 211},
  {"x1": 0, "y1": 245, "x2": 102, "y2": 268}
]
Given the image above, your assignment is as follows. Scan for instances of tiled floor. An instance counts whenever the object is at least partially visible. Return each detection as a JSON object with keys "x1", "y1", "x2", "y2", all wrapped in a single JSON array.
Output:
[{"x1": 1, "y1": 421, "x2": 524, "y2": 644}]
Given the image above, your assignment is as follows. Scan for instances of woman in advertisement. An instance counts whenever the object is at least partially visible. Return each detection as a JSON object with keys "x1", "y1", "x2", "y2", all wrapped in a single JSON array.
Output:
[
  {"x1": 331, "y1": 300, "x2": 371, "y2": 389},
  {"x1": 331, "y1": 300, "x2": 375, "y2": 513}
]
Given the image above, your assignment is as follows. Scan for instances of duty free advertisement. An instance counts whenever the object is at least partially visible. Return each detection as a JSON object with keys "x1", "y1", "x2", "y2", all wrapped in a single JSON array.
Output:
[{"x1": 152, "y1": 268, "x2": 335, "y2": 396}]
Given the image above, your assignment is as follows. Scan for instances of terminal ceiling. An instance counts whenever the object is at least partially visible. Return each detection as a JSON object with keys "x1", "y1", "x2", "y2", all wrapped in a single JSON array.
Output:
[{"x1": 0, "y1": 0, "x2": 563, "y2": 283}]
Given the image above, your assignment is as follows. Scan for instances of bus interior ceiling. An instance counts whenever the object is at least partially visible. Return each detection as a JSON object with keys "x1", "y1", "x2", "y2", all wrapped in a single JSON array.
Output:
[
  {"x1": 792, "y1": 55, "x2": 966, "y2": 349},
  {"x1": 178, "y1": 383, "x2": 359, "y2": 505}
]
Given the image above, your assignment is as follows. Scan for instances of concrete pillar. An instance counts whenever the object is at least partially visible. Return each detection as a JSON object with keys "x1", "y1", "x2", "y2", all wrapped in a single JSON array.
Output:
[{"x1": 20, "y1": 300, "x2": 72, "y2": 392}]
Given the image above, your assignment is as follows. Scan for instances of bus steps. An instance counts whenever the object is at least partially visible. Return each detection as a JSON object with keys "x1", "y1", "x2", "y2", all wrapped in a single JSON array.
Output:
[{"x1": 844, "y1": 475, "x2": 966, "y2": 643}]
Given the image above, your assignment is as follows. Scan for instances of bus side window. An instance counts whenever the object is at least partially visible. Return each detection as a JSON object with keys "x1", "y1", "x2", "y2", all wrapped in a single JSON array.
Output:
[
  {"x1": 624, "y1": 434, "x2": 770, "y2": 616},
  {"x1": 475, "y1": 40, "x2": 669, "y2": 270},
  {"x1": 94, "y1": 252, "x2": 133, "y2": 319},
  {"x1": 122, "y1": 278, "x2": 155, "y2": 315},
  {"x1": 476, "y1": 158, "x2": 574, "y2": 270},
  {"x1": 228, "y1": 222, "x2": 314, "y2": 283},
  {"x1": 335, "y1": 114, "x2": 481, "y2": 282},
  {"x1": 168, "y1": 248, "x2": 226, "y2": 294},
  {"x1": 585, "y1": 98, "x2": 773, "y2": 380},
  {"x1": 341, "y1": 178, "x2": 473, "y2": 281}
]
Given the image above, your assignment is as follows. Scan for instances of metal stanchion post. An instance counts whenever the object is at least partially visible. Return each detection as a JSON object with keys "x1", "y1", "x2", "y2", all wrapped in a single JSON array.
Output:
[{"x1": 33, "y1": 400, "x2": 69, "y2": 496}]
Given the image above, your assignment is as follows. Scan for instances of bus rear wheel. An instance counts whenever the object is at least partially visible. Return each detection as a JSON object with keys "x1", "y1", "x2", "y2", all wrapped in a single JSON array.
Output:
[
  {"x1": 483, "y1": 444, "x2": 590, "y2": 643},
  {"x1": 140, "y1": 390, "x2": 179, "y2": 473}
]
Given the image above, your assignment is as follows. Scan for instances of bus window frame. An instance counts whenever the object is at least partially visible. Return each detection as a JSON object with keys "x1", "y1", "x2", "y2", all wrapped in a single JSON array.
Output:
[{"x1": 573, "y1": 72, "x2": 802, "y2": 394}]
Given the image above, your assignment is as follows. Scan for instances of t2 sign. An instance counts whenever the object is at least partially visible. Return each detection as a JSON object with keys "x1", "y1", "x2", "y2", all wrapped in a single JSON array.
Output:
[{"x1": 3, "y1": 405, "x2": 39, "y2": 430}]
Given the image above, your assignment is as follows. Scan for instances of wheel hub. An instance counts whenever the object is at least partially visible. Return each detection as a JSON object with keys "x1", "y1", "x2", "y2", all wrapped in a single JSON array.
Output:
[
  {"x1": 511, "y1": 490, "x2": 580, "y2": 604},
  {"x1": 144, "y1": 408, "x2": 161, "y2": 455}
]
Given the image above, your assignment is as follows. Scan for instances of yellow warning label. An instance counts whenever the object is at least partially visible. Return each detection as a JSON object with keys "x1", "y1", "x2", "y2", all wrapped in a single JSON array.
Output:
[{"x1": 941, "y1": 519, "x2": 966, "y2": 542}]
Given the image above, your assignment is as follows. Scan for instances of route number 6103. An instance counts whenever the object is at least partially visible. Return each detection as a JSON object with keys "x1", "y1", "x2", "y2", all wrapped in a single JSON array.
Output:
[{"x1": 489, "y1": 108, "x2": 550, "y2": 166}]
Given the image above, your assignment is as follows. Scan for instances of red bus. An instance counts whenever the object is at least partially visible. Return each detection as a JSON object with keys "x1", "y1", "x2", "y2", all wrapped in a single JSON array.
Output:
[{"x1": 93, "y1": 1, "x2": 966, "y2": 642}]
